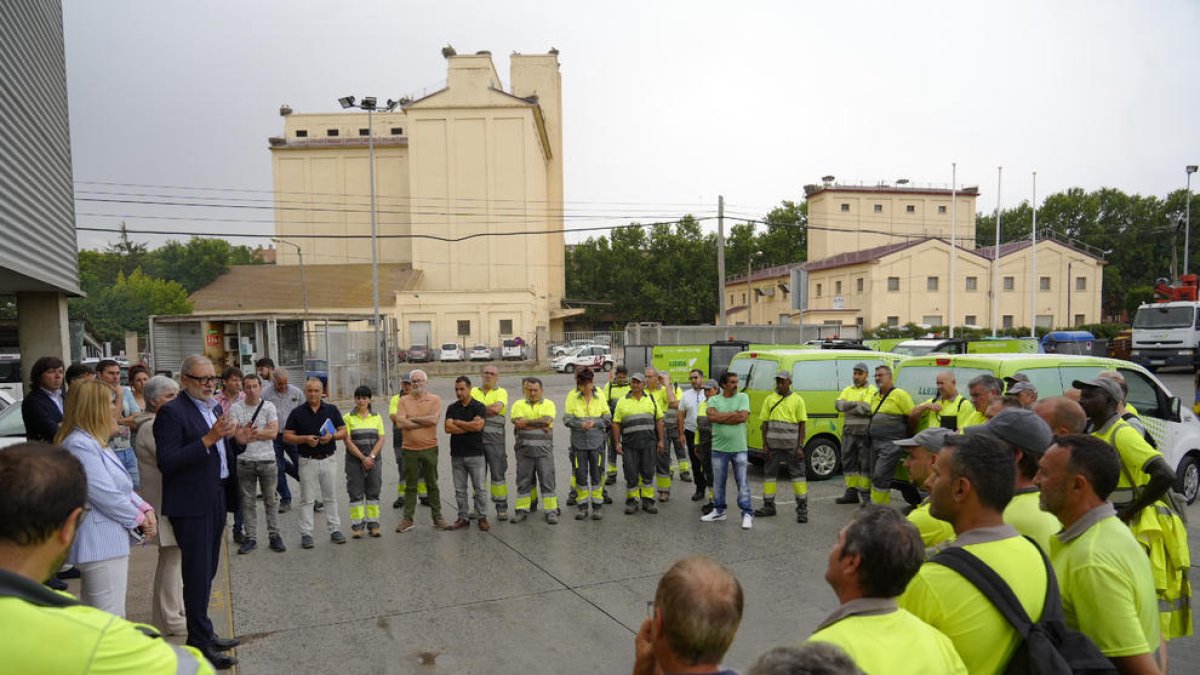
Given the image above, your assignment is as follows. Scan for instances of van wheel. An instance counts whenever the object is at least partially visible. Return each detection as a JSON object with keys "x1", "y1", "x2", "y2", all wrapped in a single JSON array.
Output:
[
  {"x1": 602, "y1": 361, "x2": 613, "y2": 372},
  {"x1": 1176, "y1": 456, "x2": 1199, "y2": 505},
  {"x1": 804, "y1": 437, "x2": 841, "y2": 481},
  {"x1": 564, "y1": 364, "x2": 576, "y2": 374}
]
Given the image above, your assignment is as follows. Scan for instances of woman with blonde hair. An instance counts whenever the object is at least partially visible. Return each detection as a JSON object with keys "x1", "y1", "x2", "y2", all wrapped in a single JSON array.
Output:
[{"x1": 55, "y1": 379, "x2": 157, "y2": 616}]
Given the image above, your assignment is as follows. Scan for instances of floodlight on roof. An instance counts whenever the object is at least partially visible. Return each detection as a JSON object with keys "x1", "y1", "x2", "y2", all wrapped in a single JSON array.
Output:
[
  {"x1": 361, "y1": 96, "x2": 377, "y2": 110},
  {"x1": 896, "y1": 178, "x2": 910, "y2": 185},
  {"x1": 385, "y1": 99, "x2": 399, "y2": 111},
  {"x1": 338, "y1": 96, "x2": 355, "y2": 109}
]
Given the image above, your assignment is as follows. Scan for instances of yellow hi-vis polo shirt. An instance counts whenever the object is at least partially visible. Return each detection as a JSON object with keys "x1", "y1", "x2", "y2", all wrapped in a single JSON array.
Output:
[
  {"x1": 1002, "y1": 488, "x2": 1062, "y2": 555},
  {"x1": 808, "y1": 598, "x2": 967, "y2": 675},
  {"x1": 899, "y1": 526, "x2": 1047, "y2": 675}
]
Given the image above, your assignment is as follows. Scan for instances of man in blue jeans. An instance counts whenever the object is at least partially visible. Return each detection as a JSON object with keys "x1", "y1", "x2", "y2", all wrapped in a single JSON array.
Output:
[{"x1": 701, "y1": 370, "x2": 754, "y2": 530}]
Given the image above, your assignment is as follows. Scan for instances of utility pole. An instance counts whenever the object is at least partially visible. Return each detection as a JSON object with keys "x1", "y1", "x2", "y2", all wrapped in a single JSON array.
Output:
[
  {"x1": 718, "y1": 195, "x2": 726, "y2": 326},
  {"x1": 949, "y1": 162, "x2": 957, "y2": 338},
  {"x1": 992, "y1": 166, "x2": 1002, "y2": 336},
  {"x1": 1030, "y1": 171, "x2": 1038, "y2": 338}
]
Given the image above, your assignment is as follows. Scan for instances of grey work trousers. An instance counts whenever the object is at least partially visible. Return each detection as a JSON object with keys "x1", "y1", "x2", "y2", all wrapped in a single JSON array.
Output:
[
  {"x1": 345, "y1": 455, "x2": 383, "y2": 526},
  {"x1": 870, "y1": 437, "x2": 905, "y2": 503},
  {"x1": 622, "y1": 440, "x2": 656, "y2": 502},
  {"x1": 452, "y1": 455, "x2": 488, "y2": 520},
  {"x1": 841, "y1": 431, "x2": 871, "y2": 500},
  {"x1": 483, "y1": 440, "x2": 508, "y2": 506},
  {"x1": 237, "y1": 459, "x2": 279, "y2": 540},
  {"x1": 571, "y1": 447, "x2": 605, "y2": 506},
  {"x1": 515, "y1": 452, "x2": 556, "y2": 512}
]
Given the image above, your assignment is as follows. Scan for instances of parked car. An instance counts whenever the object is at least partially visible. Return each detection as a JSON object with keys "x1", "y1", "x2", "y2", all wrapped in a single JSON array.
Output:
[
  {"x1": 469, "y1": 344, "x2": 494, "y2": 361},
  {"x1": 407, "y1": 345, "x2": 433, "y2": 363},
  {"x1": 0, "y1": 401, "x2": 26, "y2": 449},
  {"x1": 440, "y1": 343, "x2": 465, "y2": 362},
  {"x1": 552, "y1": 339, "x2": 595, "y2": 357},
  {"x1": 501, "y1": 339, "x2": 527, "y2": 361},
  {"x1": 552, "y1": 345, "x2": 614, "y2": 373},
  {"x1": 0, "y1": 354, "x2": 20, "y2": 403},
  {"x1": 304, "y1": 359, "x2": 329, "y2": 394},
  {"x1": 0, "y1": 391, "x2": 14, "y2": 412}
]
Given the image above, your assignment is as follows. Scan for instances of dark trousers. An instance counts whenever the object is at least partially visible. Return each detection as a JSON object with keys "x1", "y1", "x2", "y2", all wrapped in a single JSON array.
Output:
[
  {"x1": 686, "y1": 434, "x2": 712, "y2": 493},
  {"x1": 274, "y1": 435, "x2": 299, "y2": 502},
  {"x1": 621, "y1": 441, "x2": 656, "y2": 502},
  {"x1": 172, "y1": 490, "x2": 226, "y2": 649}
]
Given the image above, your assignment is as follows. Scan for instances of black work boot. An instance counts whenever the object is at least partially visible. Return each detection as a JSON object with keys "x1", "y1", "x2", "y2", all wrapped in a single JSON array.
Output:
[
  {"x1": 624, "y1": 498, "x2": 639, "y2": 515},
  {"x1": 835, "y1": 489, "x2": 859, "y2": 505},
  {"x1": 796, "y1": 500, "x2": 809, "y2": 523},
  {"x1": 753, "y1": 501, "x2": 777, "y2": 517}
]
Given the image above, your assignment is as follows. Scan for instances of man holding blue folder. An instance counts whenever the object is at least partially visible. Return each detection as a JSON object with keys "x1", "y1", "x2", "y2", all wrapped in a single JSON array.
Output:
[{"x1": 283, "y1": 378, "x2": 348, "y2": 549}]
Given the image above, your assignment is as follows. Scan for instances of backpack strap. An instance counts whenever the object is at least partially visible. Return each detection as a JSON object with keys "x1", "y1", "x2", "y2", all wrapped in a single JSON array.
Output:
[{"x1": 933, "y1": 537, "x2": 1063, "y2": 638}]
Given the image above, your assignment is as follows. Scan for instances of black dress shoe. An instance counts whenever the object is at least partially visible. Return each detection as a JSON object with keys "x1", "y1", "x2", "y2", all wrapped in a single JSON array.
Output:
[
  {"x1": 57, "y1": 566, "x2": 81, "y2": 579},
  {"x1": 211, "y1": 636, "x2": 241, "y2": 650},
  {"x1": 47, "y1": 577, "x2": 68, "y2": 591},
  {"x1": 199, "y1": 646, "x2": 238, "y2": 670}
]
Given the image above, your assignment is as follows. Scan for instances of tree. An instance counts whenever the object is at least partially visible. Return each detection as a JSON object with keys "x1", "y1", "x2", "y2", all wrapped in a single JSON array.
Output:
[
  {"x1": 144, "y1": 238, "x2": 262, "y2": 293},
  {"x1": 73, "y1": 270, "x2": 192, "y2": 343}
]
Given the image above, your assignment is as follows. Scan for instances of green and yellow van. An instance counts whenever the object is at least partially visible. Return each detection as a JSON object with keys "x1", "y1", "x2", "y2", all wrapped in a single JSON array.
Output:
[
  {"x1": 895, "y1": 353, "x2": 1200, "y2": 503},
  {"x1": 726, "y1": 349, "x2": 907, "y2": 481}
]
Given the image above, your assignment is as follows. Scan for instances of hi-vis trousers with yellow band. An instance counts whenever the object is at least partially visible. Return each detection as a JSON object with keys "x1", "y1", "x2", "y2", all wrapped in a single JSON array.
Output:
[
  {"x1": 868, "y1": 416, "x2": 908, "y2": 505},
  {"x1": 1128, "y1": 497, "x2": 1193, "y2": 639},
  {"x1": 760, "y1": 445, "x2": 808, "y2": 510},
  {"x1": 483, "y1": 440, "x2": 509, "y2": 514},
  {"x1": 840, "y1": 430, "x2": 871, "y2": 503},
  {"x1": 347, "y1": 456, "x2": 382, "y2": 529},
  {"x1": 652, "y1": 423, "x2": 692, "y2": 493},
  {"x1": 571, "y1": 446, "x2": 605, "y2": 509},
  {"x1": 515, "y1": 453, "x2": 557, "y2": 514},
  {"x1": 622, "y1": 440, "x2": 657, "y2": 502}
]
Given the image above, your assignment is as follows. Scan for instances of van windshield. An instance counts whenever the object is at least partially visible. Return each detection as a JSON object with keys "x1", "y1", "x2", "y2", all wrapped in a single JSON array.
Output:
[
  {"x1": 892, "y1": 344, "x2": 938, "y2": 357},
  {"x1": 896, "y1": 366, "x2": 991, "y2": 401},
  {"x1": 1133, "y1": 305, "x2": 1194, "y2": 329},
  {"x1": 0, "y1": 360, "x2": 19, "y2": 384}
]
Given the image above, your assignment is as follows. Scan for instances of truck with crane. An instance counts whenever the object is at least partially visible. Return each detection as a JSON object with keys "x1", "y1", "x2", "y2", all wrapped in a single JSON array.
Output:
[{"x1": 1131, "y1": 274, "x2": 1200, "y2": 372}]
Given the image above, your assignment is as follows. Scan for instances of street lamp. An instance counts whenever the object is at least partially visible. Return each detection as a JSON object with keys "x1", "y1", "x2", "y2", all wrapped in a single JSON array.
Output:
[
  {"x1": 1186, "y1": 165, "x2": 1197, "y2": 277},
  {"x1": 338, "y1": 95, "x2": 399, "y2": 392},
  {"x1": 746, "y1": 251, "x2": 763, "y2": 325},
  {"x1": 272, "y1": 238, "x2": 309, "y2": 319}
]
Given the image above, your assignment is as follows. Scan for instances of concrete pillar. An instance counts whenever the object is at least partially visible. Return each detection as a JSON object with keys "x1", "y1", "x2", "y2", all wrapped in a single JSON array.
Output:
[
  {"x1": 16, "y1": 292, "x2": 70, "y2": 394},
  {"x1": 124, "y1": 331, "x2": 139, "y2": 362}
]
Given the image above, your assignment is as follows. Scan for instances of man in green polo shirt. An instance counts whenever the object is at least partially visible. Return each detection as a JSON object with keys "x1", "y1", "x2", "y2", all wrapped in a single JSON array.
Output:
[
  {"x1": 701, "y1": 370, "x2": 754, "y2": 530},
  {"x1": 1035, "y1": 434, "x2": 1161, "y2": 674}
]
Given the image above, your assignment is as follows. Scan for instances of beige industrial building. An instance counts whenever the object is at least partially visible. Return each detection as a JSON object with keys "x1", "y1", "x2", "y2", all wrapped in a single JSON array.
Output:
[
  {"x1": 191, "y1": 50, "x2": 577, "y2": 351},
  {"x1": 725, "y1": 182, "x2": 1104, "y2": 330}
]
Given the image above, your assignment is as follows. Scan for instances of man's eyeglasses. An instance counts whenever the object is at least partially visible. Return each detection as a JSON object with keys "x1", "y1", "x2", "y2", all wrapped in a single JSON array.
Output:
[{"x1": 183, "y1": 373, "x2": 219, "y2": 385}]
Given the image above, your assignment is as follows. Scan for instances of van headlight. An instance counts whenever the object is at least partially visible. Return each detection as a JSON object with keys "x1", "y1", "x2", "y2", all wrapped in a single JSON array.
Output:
[{"x1": 1180, "y1": 350, "x2": 1193, "y2": 356}]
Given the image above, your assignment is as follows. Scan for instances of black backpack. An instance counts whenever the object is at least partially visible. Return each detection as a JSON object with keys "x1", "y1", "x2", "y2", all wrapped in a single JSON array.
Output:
[{"x1": 933, "y1": 541, "x2": 1117, "y2": 675}]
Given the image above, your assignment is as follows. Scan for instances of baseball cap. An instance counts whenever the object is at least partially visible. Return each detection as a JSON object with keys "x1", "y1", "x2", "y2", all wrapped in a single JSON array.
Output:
[
  {"x1": 853, "y1": 362, "x2": 870, "y2": 372},
  {"x1": 1007, "y1": 381, "x2": 1036, "y2": 395},
  {"x1": 895, "y1": 427, "x2": 954, "y2": 453},
  {"x1": 966, "y1": 408, "x2": 1054, "y2": 456},
  {"x1": 1004, "y1": 374, "x2": 1030, "y2": 387},
  {"x1": 401, "y1": 374, "x2": 412, "y2": 384},
  {"x1": 630, "y1": 372, "x2": 647, "y2": 383},
  {"x1": 1072, "y1": 377, "x2": 1123, "y2": 403},
  {"x1": 775, "y1": 370, "x2": 792, "y2": 381},
  {"x1": 703, "y1": 379, "x2": 718, "y2": 390}
]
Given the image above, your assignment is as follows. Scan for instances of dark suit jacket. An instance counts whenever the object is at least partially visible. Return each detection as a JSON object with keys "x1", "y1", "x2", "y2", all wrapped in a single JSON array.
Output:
[
  {"x1": 153, "y1": 394, "x2": 240, "y2": 518},
  {"x1": 21, "y1": 388, "x2": 63, "y2": 443}
]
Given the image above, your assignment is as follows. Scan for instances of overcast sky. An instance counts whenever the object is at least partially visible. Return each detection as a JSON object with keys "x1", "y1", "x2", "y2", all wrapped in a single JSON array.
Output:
[{"x1": 63, "y1": 0, "x2": 1200, "y2": 251}]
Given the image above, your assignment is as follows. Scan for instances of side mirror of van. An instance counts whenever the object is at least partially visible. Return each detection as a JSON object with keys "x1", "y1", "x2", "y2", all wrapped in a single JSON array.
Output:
[{"x1": 1170, "y1": 396, "x2": 1182, "y2": 422}]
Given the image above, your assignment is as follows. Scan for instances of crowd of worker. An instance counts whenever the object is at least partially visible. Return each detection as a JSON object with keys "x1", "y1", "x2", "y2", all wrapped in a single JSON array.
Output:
[{"x1": 0, "y1": 351, "x2": 1193, "y2": 673}]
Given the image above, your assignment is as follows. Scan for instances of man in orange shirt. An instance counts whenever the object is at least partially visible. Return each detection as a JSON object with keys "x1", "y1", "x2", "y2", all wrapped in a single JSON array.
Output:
[{"x1": 393, "y1": 370, "x2": 449, "y2": 532}]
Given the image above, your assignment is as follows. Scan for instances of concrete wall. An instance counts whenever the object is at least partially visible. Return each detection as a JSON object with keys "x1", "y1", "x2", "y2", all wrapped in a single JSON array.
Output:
[{"x1": 393, "y1": 289, "x2": 542, "y2": 348}]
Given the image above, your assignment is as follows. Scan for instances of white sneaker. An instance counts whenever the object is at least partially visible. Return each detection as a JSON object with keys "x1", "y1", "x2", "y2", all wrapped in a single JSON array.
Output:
[
  {"x1": 741, "y1": 513, "x2": 753, "y2": 530},
  {"x1": 701, "y1": 509, "x2": 727, "y2": 522}
]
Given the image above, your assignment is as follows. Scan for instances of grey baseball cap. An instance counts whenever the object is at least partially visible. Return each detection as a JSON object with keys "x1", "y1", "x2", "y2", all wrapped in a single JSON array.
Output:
[
  {"x1": 966, "y1": 408, "x2": 1054, "y2": 456},
  {"x1": 775, "y1": 370, "x2": 792, "y2": 381},
  {"x1": 853, "y1": 362, "x2": 870, "y2": 372},
  {"x1": 895, "y1": 427, "x2": 954, "y2": 453},
  {"x1": 1004, "y1": 374, "x2": 1030, "y2": 387},
  {"x1": 630, "y1": 372, "x2": 647, "y2": 383},
  {"x1": 703, "y1": 379, "x2": 719, "y2": 390},
  {"x1": 401, "y1": 374, "x2": 412, "y2": 384},
  {"x1": 1072, "y1": 377, "x2": 1123, "y2": 403},
  {"x1": 1007, "y1": 381, "x2": 1036, "y2": 395}
]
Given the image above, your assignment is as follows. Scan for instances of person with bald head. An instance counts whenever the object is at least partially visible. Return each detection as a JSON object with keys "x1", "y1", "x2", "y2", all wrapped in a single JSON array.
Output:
[
  {"x1": 1032, "y1": 396, "x2": 1087, "y2": 436},
  {"x1": 908, "y1": 370, "x2": 971, "y2": 432},
  {"x1": 262, "y1": 367, "x2": 305, "y2": 513}
]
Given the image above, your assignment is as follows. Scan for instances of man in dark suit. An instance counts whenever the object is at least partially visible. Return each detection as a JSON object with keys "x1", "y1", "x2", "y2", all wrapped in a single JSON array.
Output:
[
  {"x1": 21, "y1": 356, "x2": 65, "y2": 443},
  {"x1": 154, "y1": 354, "x2": 240, "y2": 670}
]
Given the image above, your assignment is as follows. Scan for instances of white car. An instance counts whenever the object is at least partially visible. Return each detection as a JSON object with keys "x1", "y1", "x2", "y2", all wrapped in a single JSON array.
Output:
[
  {"x1": 552, "y1": 345, "x2": 614, "y2": 373},
  {"x1": 469, "y1": 344, "x2": 493, "y2": 361},
  {"x1": 552, "y1": 339, "x2": 594, "y2": 357},
  {"x1": 0, "y1": 402, "x2": 26, "y2": 449},
  {"x1": 440, "y1": 343, "x2": 465, "y2": 362},
  {"x1": 501, "y1": 339, "x2": 527, "y2": 361}
]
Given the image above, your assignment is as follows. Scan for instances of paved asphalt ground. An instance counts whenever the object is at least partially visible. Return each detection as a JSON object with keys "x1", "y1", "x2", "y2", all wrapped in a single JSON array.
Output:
[{"x1": 99, "y1": 369, "x2": 1200, "y2": 674}]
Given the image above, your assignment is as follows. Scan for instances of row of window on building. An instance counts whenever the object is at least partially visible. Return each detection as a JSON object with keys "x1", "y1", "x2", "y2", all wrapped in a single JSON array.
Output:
[
  {"x1": 883, "y1": 314, "x2": 1089, "y2": 329},
  {"x1": 293, "y1": 127, "x2": 405, "y2": 138},
  {"x1": 840, "y1": 203, "x2": 948, "y2": 214},
  {"x1": 818, "y1": 275, "x2": 1089, "y2": 296}
]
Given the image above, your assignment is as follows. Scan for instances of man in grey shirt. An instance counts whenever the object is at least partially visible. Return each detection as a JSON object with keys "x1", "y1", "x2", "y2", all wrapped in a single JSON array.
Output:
[
  {"x1": 231, "y1": 374, "x2": 283, "y2": 554},
  {"x1": 262, "y1": 368, "x2": 305, "y2": 512}
]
